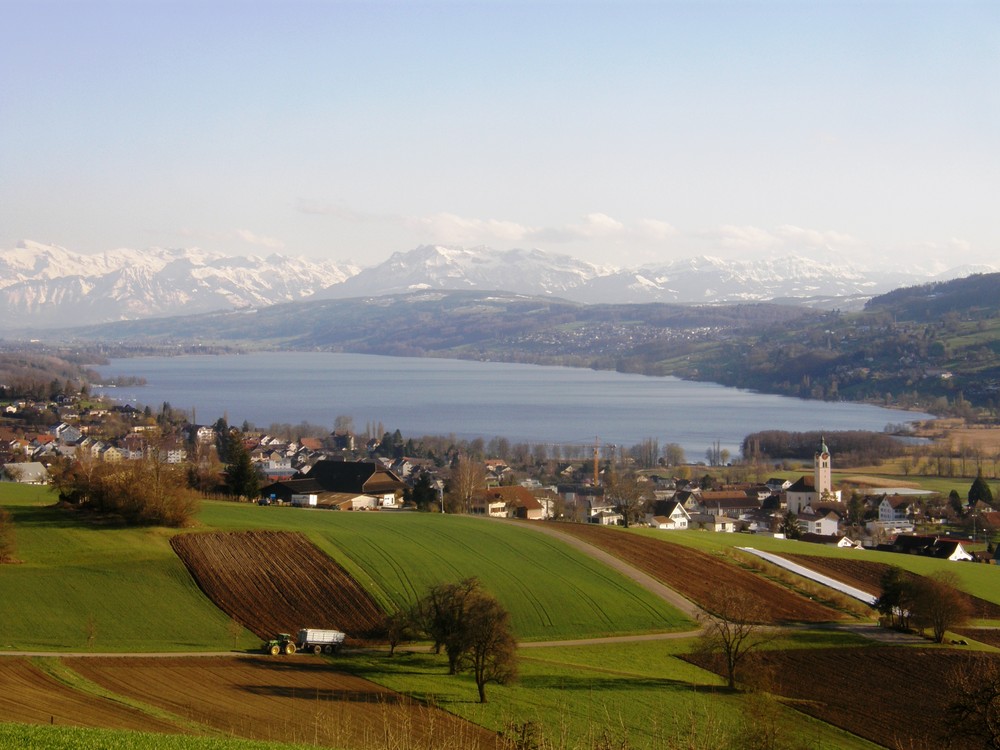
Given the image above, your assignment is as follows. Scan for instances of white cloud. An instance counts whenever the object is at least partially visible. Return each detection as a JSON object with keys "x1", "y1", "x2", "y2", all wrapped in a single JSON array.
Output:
[
  {"x1": 404, "y1": 212, "x2": 534, "y2": 244},
  {"x1": 776, "y1": 224, "x2": 860, "y2": 249},
  {"x1": 569, "y1": 212, "x2": 625, "y2": 238},
  {"x1": 711, "y1": 225, "x2": 781, "y2": 251},
  {"x1": 637, "y1": 219, "x2": 678, "y2": 241},
  {"x1": 235, "y1": 229, "x2": 285, "y2": 250}
]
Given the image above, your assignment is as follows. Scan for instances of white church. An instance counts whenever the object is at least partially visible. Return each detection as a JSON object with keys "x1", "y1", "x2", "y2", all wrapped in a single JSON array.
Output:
[{"x1": 784, "y1": 438, "x2": 842, "y2": 514}]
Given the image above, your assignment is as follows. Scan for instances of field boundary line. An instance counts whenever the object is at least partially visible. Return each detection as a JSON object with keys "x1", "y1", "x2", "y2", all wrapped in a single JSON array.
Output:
[{"x1": 505, "y1": 519, "x2": 705, "y2": 624}]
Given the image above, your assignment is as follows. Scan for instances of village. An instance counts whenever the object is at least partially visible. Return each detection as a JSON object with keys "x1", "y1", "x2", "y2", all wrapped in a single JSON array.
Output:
[{"x1": 1, "y1": 386, "x2": 995, "y2": 566}]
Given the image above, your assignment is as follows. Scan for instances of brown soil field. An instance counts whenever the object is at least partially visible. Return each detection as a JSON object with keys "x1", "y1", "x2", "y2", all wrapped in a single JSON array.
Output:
[
  {"x1": 784, "y1": 552, "x2": 1000, "y2": 619},
  {"x1": 955, "y1": 628, "x2": 1000, "y2": 648},
  {"x1": 688, "y1": 646, "x2": 997, "y2": 750},
  {"x1": 66, "y1": 655, "x2": 500, "y2": 749},
  {"x1": 171, "y1": 530, "x2": 386, "y2": 641},
  {"x1": 550, "y1": 524, "x2": 843, "y2": 623},
  {"x1": 0, "y1": 657, "x2": 183, "y2": 733}
]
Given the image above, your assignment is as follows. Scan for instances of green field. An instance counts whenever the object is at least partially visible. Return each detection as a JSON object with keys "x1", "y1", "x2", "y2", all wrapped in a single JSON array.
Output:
[
  {"x1": 334, "y1": 637, "x2": 883, "y2": 750},
  {"x1": 0, "y1": 485, "x2": 252, "y2": 652},
  {"x1": 0, "y1": 487, "x2": 691, "y2": 650}
]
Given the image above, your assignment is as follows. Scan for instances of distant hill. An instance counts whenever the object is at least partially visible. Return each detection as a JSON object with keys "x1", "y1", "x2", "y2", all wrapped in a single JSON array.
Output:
[
  {"x1": 55, "y1": 290, "x2": 815, "y2": 373},
  {"x1": 865, "y1": 272, "x2": 1000, "y2": 321}
]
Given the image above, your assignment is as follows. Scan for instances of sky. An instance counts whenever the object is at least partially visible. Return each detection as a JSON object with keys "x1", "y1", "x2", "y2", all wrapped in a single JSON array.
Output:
[{"x1": 2, "y1": 0, "x2": 997, "y2": 271}]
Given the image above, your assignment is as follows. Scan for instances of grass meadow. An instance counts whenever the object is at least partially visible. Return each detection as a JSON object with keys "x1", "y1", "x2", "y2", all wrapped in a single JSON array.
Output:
[
  {"x1": 335, "y1": 635, "x2": 883, "y2": 750},
  {"x1": 0, "y1": 485, "x2": 252, "y2": 652}
]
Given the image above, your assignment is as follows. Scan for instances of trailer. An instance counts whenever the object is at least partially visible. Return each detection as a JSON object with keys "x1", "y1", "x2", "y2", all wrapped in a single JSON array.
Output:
[
  {"x1": 262, "y1": 628, "x2": 345, "y2": 656},
  {"x1": 297, "y1": 628, "x2": 346, "y2": 654}
]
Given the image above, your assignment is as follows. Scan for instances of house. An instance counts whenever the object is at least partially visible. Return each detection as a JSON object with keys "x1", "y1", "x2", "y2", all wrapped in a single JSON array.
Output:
[
  {"x1": 878, "y1": 495, "x2": 916, "y2": 526},
  {"x1": 473, "y1": 486, "x2": 550, "y2": 519},
  {"x1": 2, "y1": 461, "x2": 50, "y2": 484},
  {"x1": 885, "y1": 535, "x2": 974, "y2": 562},
  {"x1": 298, "y1": 437, "x2": 324, "y2": 452},
  {"x1": 471, "y1": 488, "x2": 515, "y2": 517},
  {"x1": 797, "y1": 511, "x2": 840, "y2": 537},
  {"x1": 299, "y1": 459, "x2": 406, "y2": 507},
  {"x1": 647, "y1": 501, "x2": 690, "y2": 530},
  {"x1": 696, "y1": 490, "x2": 761, "y2": 519},
  {"x1": 688, "y1": 513, "x2": 737, "y2": 532},
  {"x1": 766, "y1": 477, "x2": 792, "y2": 493},
  {"x1": 799, "y1": 532, "x2": 859, "y2": 547},
  {"x1": 591, "y1": 509, "x2": 623, "y2": 526}
]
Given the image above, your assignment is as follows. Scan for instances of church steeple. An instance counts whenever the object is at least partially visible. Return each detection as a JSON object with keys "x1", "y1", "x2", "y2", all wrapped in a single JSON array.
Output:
[{"x1": 815, "y1": 436, "x2": 832, "y2": 497}]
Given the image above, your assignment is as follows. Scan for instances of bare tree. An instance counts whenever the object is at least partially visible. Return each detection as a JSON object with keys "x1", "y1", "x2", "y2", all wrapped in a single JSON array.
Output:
[
  {"x1": 383, "y1": 609, "x2": 416, "y2": 657},
  {"x1": 698, "y1": 588, "x2": 775, "y2": 690},
  {"x1": 456, "y1": 591, "x2": 518, "y2": 703},
  {"x1": 446, "y1": 455, "x2": 486, "y2": 514},
  {"x1": 911, "y1": 572, "x2": 973, "y2": 644},
  {"x1": 662, "y1": 442, "x2": 686, "y2": 467},
  {"x1": 412, "y1": 577, "x2": 483, "y2": 674},
  {"x1": 604, "y1": 470, "x2": 647, "y2": 528}
]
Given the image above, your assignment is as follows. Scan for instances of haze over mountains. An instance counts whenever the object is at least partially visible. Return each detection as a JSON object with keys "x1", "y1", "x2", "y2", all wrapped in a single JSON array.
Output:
[{"x1": 1, "y1": 240, "x2": 993, "y2": 330}]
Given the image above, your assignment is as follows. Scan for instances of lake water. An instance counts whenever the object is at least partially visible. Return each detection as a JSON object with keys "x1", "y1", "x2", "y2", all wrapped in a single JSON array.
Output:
[{"x1": 95, "y1": 352, "x2": 931, "y2": 458}]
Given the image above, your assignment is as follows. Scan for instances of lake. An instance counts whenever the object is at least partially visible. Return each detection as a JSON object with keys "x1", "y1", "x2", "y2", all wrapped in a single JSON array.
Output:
[{"x1": 95, "y1": 352, "x2": 931, "y2": 458}]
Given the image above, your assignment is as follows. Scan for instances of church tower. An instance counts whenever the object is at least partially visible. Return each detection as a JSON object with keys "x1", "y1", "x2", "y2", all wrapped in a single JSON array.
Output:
[{"x1": 814, "y1": 437, "x2": 833, "y2": 500}]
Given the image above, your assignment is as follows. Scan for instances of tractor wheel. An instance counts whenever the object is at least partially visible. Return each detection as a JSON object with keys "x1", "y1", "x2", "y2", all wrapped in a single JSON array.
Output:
[
  {"x1": 269, "y1": 644, "x2": 280, "y2": 656},
  {"x1": 323, "y1": 645, "x2": 333, "y2": 654},
  {"x1": 313, "y1": 645, "x2": 323, "y2": 655},
  {"x1": 284, "y1": 642, "x2": 296, "y2": 655}
]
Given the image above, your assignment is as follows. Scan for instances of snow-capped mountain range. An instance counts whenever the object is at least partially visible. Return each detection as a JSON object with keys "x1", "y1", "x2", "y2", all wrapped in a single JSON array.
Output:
[{"x1": 0, "y1": 240, "x2": 994, "y2": 330}]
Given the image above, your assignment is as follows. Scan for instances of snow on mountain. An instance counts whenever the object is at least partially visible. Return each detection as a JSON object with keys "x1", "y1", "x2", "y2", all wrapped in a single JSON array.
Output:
[
  {"x1": 326, "y1": 247, "x2": 990, "y2": 308},
  {"x1": 318, "y1": 245, "x2": 609, "y2": 299},
  {"x1": 0, "y1": 242, "x2": 358, "y2": 328},
  {"x1": 1, "y1": 240, "x2": 994, "y2": 330},
  {"x1": 579, "y1": 255, "x2": 890, "y2": 305}
]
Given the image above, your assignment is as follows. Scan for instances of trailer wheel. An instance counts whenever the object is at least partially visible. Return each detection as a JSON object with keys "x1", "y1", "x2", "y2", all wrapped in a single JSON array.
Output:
[
  {"x1": 284, "y1": 642, "x2": 296, "y2": 655},
  {"x1": 269, "y1": 644, "x2": 280, "y2": 656},
  {"x1": 323, "y1": 645, "x2": 333, "y2": 654},
  {"x1": 313, "y1": 645, "x2": 323, "y2": 655}
]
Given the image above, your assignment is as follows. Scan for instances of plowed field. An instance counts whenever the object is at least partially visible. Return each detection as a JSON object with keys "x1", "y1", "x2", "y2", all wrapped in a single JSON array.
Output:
[
  {"x1": 687, "y1": 646, "x2": 996, "y2": 750},
  {"x1": 171, "y1": 531, "x2": 385, "y2": 640},
  {"x1": 551, "y1": 524, "x2": 842, "y2": 623},
  {"x1": 784, "y1": 553, "x2": 1000, "y2": 619},
  {"x1": 67, "y1": 656, "x2": 500, "y2": 749},
  {"x1": 0, "y1": 658, "x2": 183, "y2": 733}
]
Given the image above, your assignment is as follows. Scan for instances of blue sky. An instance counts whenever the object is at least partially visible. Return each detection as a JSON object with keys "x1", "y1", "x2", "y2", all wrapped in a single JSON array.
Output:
[{"x1": 2, "y1": 0, "x2": 997, "y2": 270}]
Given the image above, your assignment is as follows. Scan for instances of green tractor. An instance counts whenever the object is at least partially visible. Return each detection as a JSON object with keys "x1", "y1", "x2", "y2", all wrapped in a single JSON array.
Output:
[{"x1": 262, "y1": 633, "x2": 297, "y2": 656}]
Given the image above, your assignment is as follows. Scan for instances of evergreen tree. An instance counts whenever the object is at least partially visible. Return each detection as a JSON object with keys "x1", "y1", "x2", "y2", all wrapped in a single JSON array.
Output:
[
  {"x1": 780, "y1": 510, "x2": 802, "y2": 539},
  {"x1": 408, "y1": 472, "x2": 438, "y2": 511},
  {"x1": 969, "y1": 471, "x2": 994, "y2": 508},
  {"x1": 224, "y1": 432, "x2": 260, "y2": 502}
]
